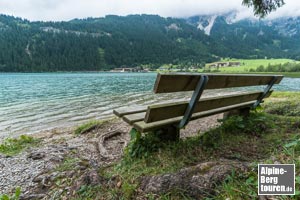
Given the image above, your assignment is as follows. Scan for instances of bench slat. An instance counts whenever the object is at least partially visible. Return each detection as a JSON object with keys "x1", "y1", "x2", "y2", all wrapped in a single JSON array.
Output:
[
  {"x1": 113, "y1": 106, "x2": 147, "y2": 117},
  {"x1": 154, "y1": 74, "x2": 283, "y2": 93},
  {"x1": 145, "y1": 91, "x2": 272, "y2": 123},
  {"x1": 123, "y1": 112, "x2": 146, "y2": 125},
  {"x1": 133, "y1": 101, "x2": 256, "y2": 132}
]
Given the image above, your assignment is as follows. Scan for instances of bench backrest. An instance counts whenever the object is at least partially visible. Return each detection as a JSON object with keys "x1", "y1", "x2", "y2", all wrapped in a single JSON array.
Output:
[
  {"x1": 154, "y1": 74, "x2": 283, "y2": 93},
  {"x1": 145, "y1": 73, "x2": 283, "y2": 123}
]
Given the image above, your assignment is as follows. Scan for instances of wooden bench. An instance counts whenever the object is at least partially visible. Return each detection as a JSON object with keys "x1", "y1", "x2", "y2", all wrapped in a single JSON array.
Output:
[{"x1": 114, "y1": 73, "x2": 283, "y2": 140}]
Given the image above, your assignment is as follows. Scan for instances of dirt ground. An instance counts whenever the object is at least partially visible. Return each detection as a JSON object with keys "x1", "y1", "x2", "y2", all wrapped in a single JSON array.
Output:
[{"x1": 0, "y1": 114, "x2": 223, "y2": 198}]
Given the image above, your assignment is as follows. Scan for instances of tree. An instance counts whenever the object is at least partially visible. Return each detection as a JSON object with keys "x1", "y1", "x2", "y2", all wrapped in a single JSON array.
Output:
[{"x1": 242, "y1": 0, "x2": 285, "y2": 18}]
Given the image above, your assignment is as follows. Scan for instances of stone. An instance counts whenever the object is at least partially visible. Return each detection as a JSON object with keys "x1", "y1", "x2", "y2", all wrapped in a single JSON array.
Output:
[{"x1": 27, "y1": 152, "x2": 46, "y2": 160}]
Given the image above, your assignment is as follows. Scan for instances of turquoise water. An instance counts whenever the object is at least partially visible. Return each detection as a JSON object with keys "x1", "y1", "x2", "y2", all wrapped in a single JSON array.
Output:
[{"x1": 0, "y1": 72, "x2": 299, "y2": 138}]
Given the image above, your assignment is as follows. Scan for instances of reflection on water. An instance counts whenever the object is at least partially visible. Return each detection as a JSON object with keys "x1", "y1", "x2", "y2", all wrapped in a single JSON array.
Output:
[{"x1": 0, "y1": 72, "x2": 299, "y2": 138}]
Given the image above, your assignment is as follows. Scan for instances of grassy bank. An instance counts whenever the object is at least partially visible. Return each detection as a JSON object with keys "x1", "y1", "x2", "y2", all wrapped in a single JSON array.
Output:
[{"x1": 71, "y1": 91, "x2": 300, "y2": 199}]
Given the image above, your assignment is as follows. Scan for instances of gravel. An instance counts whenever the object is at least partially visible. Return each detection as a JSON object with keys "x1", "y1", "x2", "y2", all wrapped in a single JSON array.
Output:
[
  {"x1": 0, "y1": 115, "x2": 221, "y2": 196},
  {"x1": 0, "y1": 145, "x2": 69, "y2": 194}
]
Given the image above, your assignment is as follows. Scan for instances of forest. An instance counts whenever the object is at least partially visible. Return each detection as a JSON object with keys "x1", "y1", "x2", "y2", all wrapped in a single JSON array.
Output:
[{"x1": 0, "y1": 14, "x2": 299, "y2": 72}]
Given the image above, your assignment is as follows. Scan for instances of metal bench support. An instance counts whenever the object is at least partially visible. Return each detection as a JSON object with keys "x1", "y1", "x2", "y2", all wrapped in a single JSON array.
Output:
[
  {"x1": 252, "y1": 76, "x2": 278, "y2": 109},
  {"x1": 178, "y1": 75, "x2": 209, "y2": 129}
]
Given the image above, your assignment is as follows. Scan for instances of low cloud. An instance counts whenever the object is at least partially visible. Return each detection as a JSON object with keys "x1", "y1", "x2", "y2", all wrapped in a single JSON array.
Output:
[{"x1": 0, "y1": 0, "x2": 299, "y2": 21}]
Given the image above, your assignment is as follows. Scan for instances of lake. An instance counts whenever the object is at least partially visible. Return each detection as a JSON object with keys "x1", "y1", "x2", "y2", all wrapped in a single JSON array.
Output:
[{"x1": 0, "y1": 72, "x2": 299, "y2": 138}]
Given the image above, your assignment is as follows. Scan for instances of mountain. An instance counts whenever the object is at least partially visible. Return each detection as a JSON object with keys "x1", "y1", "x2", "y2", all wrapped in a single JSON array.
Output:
[
  {"x1": 187, "y1": 13, "x2": 300, "y2": 59},
  {"x1": 0, "y1": 13, "x2": 299, "y2": 72}
]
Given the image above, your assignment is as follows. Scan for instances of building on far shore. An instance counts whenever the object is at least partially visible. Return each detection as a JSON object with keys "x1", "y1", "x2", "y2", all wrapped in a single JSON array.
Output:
[
  {"x1": 110, "y1": 67, "x2": 149, "y2": 72},
  {"x1": 208, "y1": 61, "x2": 241, "y2": 68}
]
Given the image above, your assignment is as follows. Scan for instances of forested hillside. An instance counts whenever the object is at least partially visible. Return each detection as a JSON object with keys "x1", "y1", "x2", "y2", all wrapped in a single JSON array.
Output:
[{"x1": 0, "y1": 14, "x2": 299, "y2": 72}]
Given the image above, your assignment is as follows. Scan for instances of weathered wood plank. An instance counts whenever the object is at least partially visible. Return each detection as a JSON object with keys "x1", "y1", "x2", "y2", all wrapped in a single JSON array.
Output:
[
  {"x1": 154, "y1": 73, "x2": 283, "y2": 93},
  {"x1": 145, "y1": 91, "x2": 272, "y2": 123},
  {"x1": 133, "y1": 101, "x2": 256, "y2": 132},
  {"x1": 113, "y1": 106, "x2": 147, "y2": 117},
  {"x1": 123, "y1": 112, "x2": 146, "y2": 125}
]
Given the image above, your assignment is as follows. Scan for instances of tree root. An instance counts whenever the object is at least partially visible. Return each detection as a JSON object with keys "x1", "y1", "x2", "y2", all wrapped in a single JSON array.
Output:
[{"x1": 98, "y1": 130, "x2": 128, "y2": 159}]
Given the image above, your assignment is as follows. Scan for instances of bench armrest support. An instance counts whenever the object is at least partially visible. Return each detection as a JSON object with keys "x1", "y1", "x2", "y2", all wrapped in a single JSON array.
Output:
[
  {"x1": 178, "y1": 75, "x2": 209, "y2": 128},
  {"x1": 252, "y1": 76, "x2": 278, "y2": 109}
]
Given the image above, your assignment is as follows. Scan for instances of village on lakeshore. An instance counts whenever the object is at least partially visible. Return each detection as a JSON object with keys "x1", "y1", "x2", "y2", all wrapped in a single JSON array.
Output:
[
  {"x1": 109, "y1": 58, "x2": 300, "y2": 74},
  {"x1": 110, "y1": 60, "x2": 243, "y2": 73}
]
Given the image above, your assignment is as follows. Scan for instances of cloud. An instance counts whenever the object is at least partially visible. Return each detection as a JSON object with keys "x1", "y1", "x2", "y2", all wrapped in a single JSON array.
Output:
[{"x1": 0, "y1": 0, "x2": 299, "y2": 21}]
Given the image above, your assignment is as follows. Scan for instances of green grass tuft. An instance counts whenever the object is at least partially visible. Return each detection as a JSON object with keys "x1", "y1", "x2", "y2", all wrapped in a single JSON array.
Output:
[
  {"x1": 0, "y1": 187, "x2": 21, "y2": 200},
  {"x1": 55, "y1": 157, "x2": 82, "y2": 172},
  {"x1": 74, "y1": 120, "x2": 105, "y2": 135},
  {"x1": 0, "y1": 135, "x2": 40, "y2": 156}
]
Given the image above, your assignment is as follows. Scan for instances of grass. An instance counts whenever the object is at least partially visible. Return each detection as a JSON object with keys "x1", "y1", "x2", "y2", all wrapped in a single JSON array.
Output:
[
  {"x1": 204, "y1": 59, "x2": 300, "y2": 77},
  {"x1": 218, "y1": 71, "x2": 300, "y2": 78},
  {"x1": 55, "y1": 157, "x2": 82, "y2": 172},
  {"x1": 96, "y1": 118, "x2": 293, "y2": 198},
  {"x1": 213, "y1": 58, "x2": 297, "y2": 72},
  {"x1": 92, "y1": 91, "x2": 300, "y2": 199},
  {"x1": 0, "y1": 187, "x2": 21, "y2": 200},
  {"x1": 35, "y1": 91, "x2": 300, "y2": 199},
  {"x1": 213, "y1": 134, "x2": 300, "y2": 199},
  {"x1": 74, "y1": 119, "x2": 109, "y2": 135},
  {"x1": 211, "y1": 92, "x2": 300, "y2": 200},
  {"x1": 0, "y1": 135, "x2": 40, "y2": 156}
]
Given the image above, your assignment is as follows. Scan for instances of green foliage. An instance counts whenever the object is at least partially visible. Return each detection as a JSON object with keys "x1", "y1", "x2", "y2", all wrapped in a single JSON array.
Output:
[
  {"x1": 264, "y1": 92, "x2": 300, "y2": 117},
  {"x1": 200, "y1": 112, "x2": 274, "y2": 148},
  {"x1": 265, "y1": 101, "x2": 300, "y2": 116},
  {"x1": 103, "y1": 111, "x2": 286, "y2": 199},
  {"x1": 1, "y1": 14, "x2": 300, "y2": 72},
  {"x1": 221, "y1": 112, "x2": 274, "y2": 135},
  {"x1": 75, "y1": 185, "x2": 102, "y2": 200},
  {"x1": 213, "y1": 169, "x2": 259, "y2": 199},
  {"x1": 242, "y1": 0, "x2": 285, "y2": 18},
  {"x1": 81, "y1": 93, "x2": 300, "y2": 199},
  {"x1": 55, "y1": 157, "x2": 81, "y2": 172},
  {"x1": 0, "y1": 187, "x2": 21, "y2": 200},
  {"x1": 215, "y1": 58, "x2": 298, "y2": 73},
  {"x1": 0, "y1": 14, "x2": 216, "y2": 72},
  {"x1": 0, "y1": 135, "x2": 40, "y2": 156},
  {"x1": 124, "y1": 128, "x2": 163, "y2": 159},
  {"x1": 74, "y1": 120, "x2": 102, "y2": 135},
  {"x1": 255, "y1": 62, "x2": 300, "y2": 73},
  {"x1": 214, "y1": 134, "x2": 300, "y2": 200},
  {"x1": 156, "y1": 190, "x2": 194, "y2": 200}
]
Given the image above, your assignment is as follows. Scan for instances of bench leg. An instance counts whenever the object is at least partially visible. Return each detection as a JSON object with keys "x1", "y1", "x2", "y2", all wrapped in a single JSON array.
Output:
[
  {"x1": 223, "y1": 107, "x2": 250, "y2": 119},
  {"x1": 156, "y1": 125, "x2": 180, "y2": 142}
]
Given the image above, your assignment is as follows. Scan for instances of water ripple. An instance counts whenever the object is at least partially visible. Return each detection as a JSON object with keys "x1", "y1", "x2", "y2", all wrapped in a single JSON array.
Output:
[{"x1": 0, "y1": 72, "x2": 299, "y2": 138}]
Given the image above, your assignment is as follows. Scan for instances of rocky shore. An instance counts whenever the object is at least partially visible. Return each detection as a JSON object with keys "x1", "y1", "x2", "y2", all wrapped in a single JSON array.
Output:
[{"x1": 0, "y1": 115, "x2": 222, "y2": 198}]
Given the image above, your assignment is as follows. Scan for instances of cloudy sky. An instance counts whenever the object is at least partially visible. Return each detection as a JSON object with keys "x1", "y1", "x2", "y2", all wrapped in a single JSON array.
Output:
[{"x1": 0, "y1": 0, "x2": 299, "y2": 21}]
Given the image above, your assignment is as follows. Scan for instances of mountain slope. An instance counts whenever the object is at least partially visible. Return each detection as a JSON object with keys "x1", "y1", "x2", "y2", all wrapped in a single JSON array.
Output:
[
  {"x1": 187, "y1": 13, "x2": 300, "y2": 59},
  {"x1": 0, "y1": 14, "x2": 299, "y2": 72}
]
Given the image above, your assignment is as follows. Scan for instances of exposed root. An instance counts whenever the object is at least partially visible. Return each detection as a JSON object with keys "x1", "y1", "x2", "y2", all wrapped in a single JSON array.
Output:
[{"x1": 98, "y1": 130, "x2": 128, "y2": 159}]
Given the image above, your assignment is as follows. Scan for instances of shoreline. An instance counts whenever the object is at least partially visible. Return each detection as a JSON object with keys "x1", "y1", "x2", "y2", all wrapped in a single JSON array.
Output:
[
  {"x1": 1, "y1": 91, "x2": 300, "y2": 199},
  {"x1": 0, "y1": 114, "x2": 223, "y2": 197}
]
